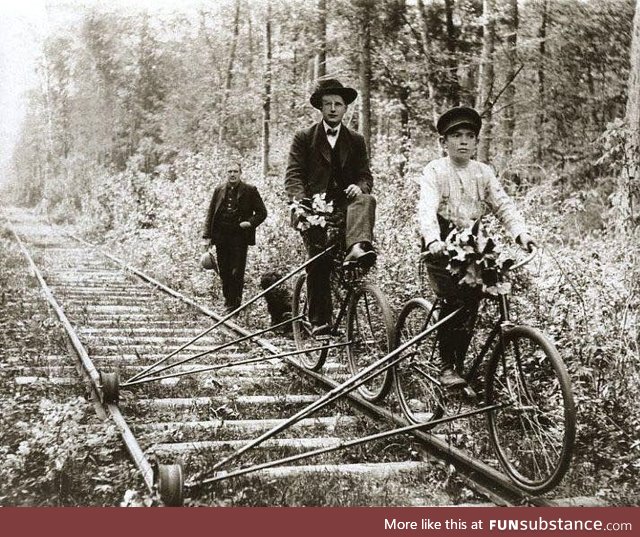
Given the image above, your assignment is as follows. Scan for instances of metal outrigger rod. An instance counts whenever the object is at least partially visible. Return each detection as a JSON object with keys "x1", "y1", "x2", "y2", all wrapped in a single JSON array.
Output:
[
  {"x1": 190, "y1": 402, "x2": 503, "y2": 487},
  {"x1": 187, "y1": 306, "x2": 464, "y2": 489},
  {"x1": 124, "y1": 245, "x2": 335, "y2": 386},
  {"x1": 121, "y1": 315, "x2": 303, "y2": 387},
  {"x1": 122, "y1": 341, "x2": 351, "y2": 386}
]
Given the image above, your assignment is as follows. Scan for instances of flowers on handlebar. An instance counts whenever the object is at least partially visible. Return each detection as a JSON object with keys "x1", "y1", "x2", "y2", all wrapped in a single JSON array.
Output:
[
  {"x1": 290, "y1": 193, "x2": 335, "y2": 232},
  {"x1": 444, "y1": 220, "x2": 515, "y2": 296}
]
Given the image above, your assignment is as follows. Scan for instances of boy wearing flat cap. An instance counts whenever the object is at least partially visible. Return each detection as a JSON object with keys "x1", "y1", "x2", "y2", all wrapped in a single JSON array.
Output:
[
  {"x1": 285, "y1": 78, "x2": 377, "y2": 336},
  {"x1": 418, "y1": 106, "x2": 536, "y2": 388}
]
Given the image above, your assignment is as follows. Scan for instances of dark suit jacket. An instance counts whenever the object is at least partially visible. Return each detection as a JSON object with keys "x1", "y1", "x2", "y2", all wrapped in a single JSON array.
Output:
[
  {"x1": 203, "y1": 181, "x2": 267, "y2": 246},
  {"x1": 284, "y1": 122, "x2": 373, "y2": 204}
]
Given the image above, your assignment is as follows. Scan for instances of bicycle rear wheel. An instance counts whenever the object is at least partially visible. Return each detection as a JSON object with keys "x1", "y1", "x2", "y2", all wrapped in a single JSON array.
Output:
[
  {"x1": 485, "y1": 325, "x2": 576, "y2": 494},
  {"x1": 292, "y1": 273, "x2": 328, "y2": 371},
  {"x1": 346, "y1": 282, "x2": 395, "y2": 402},
  {"x1": 393, "y1": 298, "x2": 445, "y2": 426}
]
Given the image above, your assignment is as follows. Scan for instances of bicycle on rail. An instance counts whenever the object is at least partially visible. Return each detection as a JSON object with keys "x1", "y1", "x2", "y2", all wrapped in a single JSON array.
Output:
[
  {"x1": 290, "y1": 210, "x2": 395, "y2": 403},
  {"x1": 393, "y1": 242, "x2": 576, "y2": 495}
]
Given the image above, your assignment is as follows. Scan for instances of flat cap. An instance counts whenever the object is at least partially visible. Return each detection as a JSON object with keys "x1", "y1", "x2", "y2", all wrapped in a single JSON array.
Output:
[{"x1": 436, "y1": 106, "x2": 482, "y2": 136}]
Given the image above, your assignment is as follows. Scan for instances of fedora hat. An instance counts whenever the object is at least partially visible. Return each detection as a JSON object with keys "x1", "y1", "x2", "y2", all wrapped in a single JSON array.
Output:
[
  {"x1": 310, "y1": 78, "x2": 358, "y2": 110},
  {"x1": 437, "y1": 106, "x2": 482, "y2": 136},
  {"x1": 200, "y1": 251, "x2": 219, "y2": 274}
]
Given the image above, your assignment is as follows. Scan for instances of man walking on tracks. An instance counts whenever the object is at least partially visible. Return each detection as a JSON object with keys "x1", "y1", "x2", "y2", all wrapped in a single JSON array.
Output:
[
  {"x1": 203, "y1": 161, "x2": 267, "y2": 313},
  {"x1": 285, "y1": 78, "x2": 377, "y2": 337},
  {"x1": 419, "y1": 106, "x2": 537, "y2": 388}
]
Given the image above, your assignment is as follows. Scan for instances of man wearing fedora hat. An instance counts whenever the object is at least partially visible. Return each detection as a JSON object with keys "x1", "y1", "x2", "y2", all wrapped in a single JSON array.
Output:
[
  {"x1": 285, "y1": 78, "x2": 377, "y2": 336},
  {"x1": 419, "y1": 106, "x2": 537, "y2": 388},
  {"x1": 203, "y1": 161, "x2": 267, "y2": 314}
]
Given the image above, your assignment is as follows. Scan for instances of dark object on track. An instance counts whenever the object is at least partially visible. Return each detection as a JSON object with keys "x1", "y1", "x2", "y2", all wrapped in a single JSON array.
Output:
[
  {"x1": 260, "y1": 271, "x2": 293, "y2": 335},
  {"x1": 100, "y1": 370, "x2": 120, "y2": 404},
  {"x1": 157, "y1": 464, "x2": 184, "y2": 507}
]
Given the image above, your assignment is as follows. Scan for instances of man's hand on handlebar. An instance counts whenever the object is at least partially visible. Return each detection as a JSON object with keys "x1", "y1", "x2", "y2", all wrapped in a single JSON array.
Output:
[{"x1": 426, "y1": 240, "x2": 447, "y2": 256}]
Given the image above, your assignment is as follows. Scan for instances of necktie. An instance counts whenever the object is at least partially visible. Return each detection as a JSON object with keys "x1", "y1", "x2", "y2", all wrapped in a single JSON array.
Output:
[{"x1": 326, "y1": 128, "x2": 338, "y2": 137}]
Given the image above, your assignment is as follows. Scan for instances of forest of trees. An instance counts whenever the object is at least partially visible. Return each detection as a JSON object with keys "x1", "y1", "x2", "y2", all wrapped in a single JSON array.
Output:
[
  {"x1": 4, "y1": 0, "x2": 637, "y2": 207},
  {"x1": 2, "y1": 0, "x2": 640, "y2": 502}
]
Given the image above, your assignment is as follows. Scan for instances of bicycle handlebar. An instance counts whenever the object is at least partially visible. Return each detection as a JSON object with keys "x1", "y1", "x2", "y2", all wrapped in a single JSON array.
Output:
[
  {"x1": 420, "y1": 245, "x2": 538, "y2": 273},
  {"x1": 509, "y1": 245, "x2": 538, "y2": 271}
]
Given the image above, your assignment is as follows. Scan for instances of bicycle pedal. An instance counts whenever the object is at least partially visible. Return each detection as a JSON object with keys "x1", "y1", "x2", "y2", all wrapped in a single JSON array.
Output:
[
  {"x1": 314, "y1": 334, "x2": 332, "y2": 342},
  {"x1": 462, "y1": 386, "x2": 478, "y2": 400}
]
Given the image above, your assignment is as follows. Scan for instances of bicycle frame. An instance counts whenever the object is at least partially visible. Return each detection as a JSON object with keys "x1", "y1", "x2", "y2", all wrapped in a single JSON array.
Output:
[
  {"x1": 298, "y1": 258, "x2": 370, "y2": 337},
  {"x1": 323, "y1": 252, "x2": 370, "y2": 337},
  {"x1": 463, "y1": 293, "x2": 512, "y2": 388},
  {"x1": 327, "y1": 286, "x2": 353, "y2": 336},
  {"x1": 429, "y1": 249, "x2": 538, "y2": 392},
  {"x1": 402, "y1": 247, "x2": 575, "y2": 493}
]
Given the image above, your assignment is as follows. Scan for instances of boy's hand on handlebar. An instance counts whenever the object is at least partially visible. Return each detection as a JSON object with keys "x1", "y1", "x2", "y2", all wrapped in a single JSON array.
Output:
[{"x1": 517, "y1": 232, "x2": 537, "y2": 252}]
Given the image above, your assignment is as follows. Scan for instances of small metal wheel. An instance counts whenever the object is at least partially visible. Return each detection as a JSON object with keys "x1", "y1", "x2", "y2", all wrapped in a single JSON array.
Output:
[
  {"x1": 100, "y1": 370, "x2": 120, "y2": 404},
  {"x1": 157, "y1": 464, "x2": 184, "y2": 507}
]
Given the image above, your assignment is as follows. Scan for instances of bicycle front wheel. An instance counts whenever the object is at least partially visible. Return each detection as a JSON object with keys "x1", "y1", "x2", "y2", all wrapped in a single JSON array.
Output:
[
  {"x1": 292, "y1": 273, "x2": 328, "y2": 371},
  {"x1": 346, "y1": 282, "x2": 395, "y2": 402},
  {"x1": 393, "y1": 298, "x2": 445, "y2": 426},
  {"x1": 485, "y1": 325, "x2": 576, "y2": 494}
]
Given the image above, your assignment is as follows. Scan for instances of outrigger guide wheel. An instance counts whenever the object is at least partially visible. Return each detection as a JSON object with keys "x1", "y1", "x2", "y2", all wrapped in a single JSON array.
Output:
[
  {"x1": 99, "y1": 370, "x2": 120, "y2": 404},
  {"x1": 157, "y1": 464, "x2": 184, "y2": 507}
]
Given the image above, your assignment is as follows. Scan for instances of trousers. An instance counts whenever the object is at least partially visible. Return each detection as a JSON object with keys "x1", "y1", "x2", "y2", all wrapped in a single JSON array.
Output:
[
  {"x1": 426, "y1": 257, "x2": 481, "y2": 373},
  {"x1": 303, "y1": 193, "x2": 376, "y2": 325},
  {"x1": 215, "y1": 239, "x2": 248, "y2": 310}
]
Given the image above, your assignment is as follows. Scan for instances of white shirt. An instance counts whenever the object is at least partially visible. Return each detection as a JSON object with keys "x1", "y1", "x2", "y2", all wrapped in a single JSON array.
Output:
[
  {"x1": 323, "y1": 121, "x2": 341, "y2": 149},
  {"x1": 418, "y1": 157, "x2": 528, "y2": 246}
]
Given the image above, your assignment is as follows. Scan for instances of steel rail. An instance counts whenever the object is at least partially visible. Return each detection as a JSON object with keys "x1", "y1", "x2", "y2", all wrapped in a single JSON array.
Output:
[
  {"x1": 60, "y1": 228, "x2": 557, "y2": 506},
  {"x1": 122, "y1": 246, "x2": 334, "y2": 384},
  {"x1": 197, "y1": 307, "x2": 463, "y2": 479},
  {"x1": 289, "y1": 358, "x2": 561, "y2": 506},
  {"x1": 7, "y1": 223, "x2": 156, "y2": 494},
  {"x1": 66, "y1": 231, "x2": 281, "y2": 354},
  {"x1": 190, "y1": 403, "x2": 503, "y2": 488}
]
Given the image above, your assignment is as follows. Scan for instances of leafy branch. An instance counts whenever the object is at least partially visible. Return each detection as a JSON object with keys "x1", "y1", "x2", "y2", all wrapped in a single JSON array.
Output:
[
  {"x1": 289, "y1": 193, "x2": 334, "y2": 232},
  {"x1": 443, "y1": 220, "x2": 515, "y2": 296}
]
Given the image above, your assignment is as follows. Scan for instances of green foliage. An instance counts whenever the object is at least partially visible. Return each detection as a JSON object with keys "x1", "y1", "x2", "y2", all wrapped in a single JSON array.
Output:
[{"x1": 6, "y1": 0, "x2": 636, "y2": 210}]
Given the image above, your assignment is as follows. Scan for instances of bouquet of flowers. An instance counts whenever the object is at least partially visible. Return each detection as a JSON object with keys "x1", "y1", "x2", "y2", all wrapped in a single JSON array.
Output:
[
  {"x1": 290, "y1": 193, "x2": 335, "y2": 232},
  {"x1": 444, "y1": 220, "x2": 515, "y2": 296}
]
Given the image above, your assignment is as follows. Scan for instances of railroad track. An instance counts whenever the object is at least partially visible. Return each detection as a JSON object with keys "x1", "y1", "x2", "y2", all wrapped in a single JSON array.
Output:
[{"x1": 2, "y1": 207, "x2": 596, "y2": 507}]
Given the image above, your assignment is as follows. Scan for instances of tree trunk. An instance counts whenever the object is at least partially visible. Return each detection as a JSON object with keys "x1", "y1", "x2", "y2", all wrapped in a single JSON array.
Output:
[
  {"x1": 416, "y1": 0, "x2": 438, "y2": 124},
  {"x1": 314, "y1": 0, "x2": 327, "y2": 79},
  {"x1": 622, "y1": 0, "x2": 640, "y2": 226},
  {"x1": 536, "y1": 0, "x2": 548, "y2": 161},
  {"x1": 262, "y1": 0, "x2": 272, "y2": 178},
  {"x1": 399, "y1": 86, "x2": 411, "y2": 177},
  {"x1": 218, "y1": 0, "x2": 241, "y2": 146},
  {"x1": 477, "y1": 0, "x2": 496, "y2": 163},
  {"x1": 503, "y1": 0, "x2": 518, "y2": 157},
  {"x1": 443, "y1": 0, "x2": 460, "y2": 106},
  {"x1": 358, "y1": 0, "x2": 372, "y2": 153}
]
